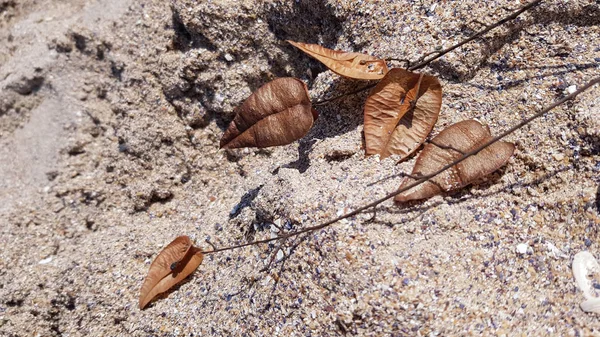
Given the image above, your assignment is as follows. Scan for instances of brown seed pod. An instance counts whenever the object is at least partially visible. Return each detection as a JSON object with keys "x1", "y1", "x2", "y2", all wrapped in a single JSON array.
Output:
[
  {"x1": 395, "y1": 119, "x2": 515, "y2": 203},
  {"x1": 364, "y1": 69, "x2": 442, "y2": 160},
  {"x1": 139, "y1": 236, "x2": 204, "y2": 309},
  {"x1": 220, "y1": 77, "x2": 318, "y2": 149},
  {"x1": 287, "y1": 40, "x2": 388, "y2": 80}
]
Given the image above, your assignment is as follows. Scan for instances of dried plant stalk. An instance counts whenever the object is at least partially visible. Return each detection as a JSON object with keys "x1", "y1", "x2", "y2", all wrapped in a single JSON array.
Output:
[
  {"x1": 364, "y1": 69, "x2": 442, "y2": 159},
  {"x1": 395, "y1": 119, "x2": 515, "y2": 202},
  {"x1": 288, "y1": 40, "x2": 388, "y2": 80},
  {"x1": 201, "y1": 77, "x2": 599, "y2": 255},
  {"x1": 220, "y1": 77, "x2": 317, "y2": 149}
]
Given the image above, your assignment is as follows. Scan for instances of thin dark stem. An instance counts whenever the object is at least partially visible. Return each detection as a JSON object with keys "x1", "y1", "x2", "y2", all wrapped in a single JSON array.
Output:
[
  {"x1": 313, "y1": 83, "x2": 377, "y2": 106},
  {"x1": 408, "y1": 0, "x2": 542, "y2": 71},
  {"x1": 366, "y1": 172, "x2": 419, "y2": 187},
  {"x1": 313, "y1": 0, "x2": 542, "y2": 106},
  {"x1": 203, "y1": 76, "x2": 599, "y2": 255}
]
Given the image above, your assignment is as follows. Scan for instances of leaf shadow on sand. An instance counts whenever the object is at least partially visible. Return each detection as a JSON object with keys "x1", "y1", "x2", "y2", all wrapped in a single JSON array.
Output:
[{"x1": 371, "y1": 165, "x2": 573, "y2": 227}]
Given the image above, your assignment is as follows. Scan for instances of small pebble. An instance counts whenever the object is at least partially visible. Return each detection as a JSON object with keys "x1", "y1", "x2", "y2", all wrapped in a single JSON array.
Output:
[
  {"x1": 516, "y1": 243, "x2": 529, "y2": 255},
  {"x1": 39, "y1": 256, "x2": 53, "y2": 264},
  {"x1": 566, "y1": 85, "x2": 577, "y2": 94}
]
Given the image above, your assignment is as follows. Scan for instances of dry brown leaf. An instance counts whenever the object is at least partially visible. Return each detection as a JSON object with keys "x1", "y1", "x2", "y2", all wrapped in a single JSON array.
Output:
[
  {"x1": 139, "y1": 236, "x2": 204, "y2": 309},
  {"x1": 287, "y1": 40, "x2": 388, "y2": 80},
  {"x1": 220, "y1": 77, "x2": 317, "y2": 149},
  {"x1": 364, "y1": 69, "x2": 442, "y2": 160},
  {"x1": 395, "y1": 119, "x2": 515, "y2": 203}
]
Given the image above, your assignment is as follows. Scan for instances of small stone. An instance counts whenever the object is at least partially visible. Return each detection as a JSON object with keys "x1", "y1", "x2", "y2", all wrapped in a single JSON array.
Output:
[
  {"x1": 566, "y1": 85, "x2": 576, "y2": 95},
  {"x1": 546, "y1": 242, "x2": 567, "y2": 259},
  {"x1": 224, "y1": 53, "x2": 234, "y2": 62},
  {"x1": 516, "y1": 243, "x2": 529, "y2": 255},
  {"x1": 527, "y1": 187, "x2": 540, "y2": 197},
  {"x1": 39, "y1": 256, "x2": 53, "y2": 264},
  {"x1": 46, "y1": 171, "x2": 59, "y2": 181},
  {"x1": 7, "y1": 75, "x2": 45, "y2": 95},
  {"x1": 77, "y1": 91, "x2": 88, "y2": 101},
  {"x1": 553, "y1": 153, "x2": 565, "y2": 161}
]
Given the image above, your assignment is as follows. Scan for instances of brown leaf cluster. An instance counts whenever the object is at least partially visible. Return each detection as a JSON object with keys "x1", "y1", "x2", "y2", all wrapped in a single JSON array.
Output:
[
  {"x1": 218, "y1": 41, "x2": 514, "y2": 202},
  {"x1": 134, "y1": 1, "x2": 599, "y2": 309},
  {"x1": 139, "y1": 236, "x2": 204, "y2": 309},
  {"x1": 141, "y1": 42, "x2": 518, "y2": 309}
]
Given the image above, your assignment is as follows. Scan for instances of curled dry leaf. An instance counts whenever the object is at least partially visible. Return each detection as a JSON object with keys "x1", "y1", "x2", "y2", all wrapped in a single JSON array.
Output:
[
  {"x1": 287, "y1": 40, "x2": 388, "y2": 80},
  {"x1": 139, "y1": 236, "x2": 204, "y2": 309},
  {"x1": 395, "y1": 119, "x2": 515, "y2": 203},
  {"x1": 220, "y1": 77, "x2": 318, "y2": 149},
  {"x1": 364, "y1": 69, "x2": 442, "y2": 160}
]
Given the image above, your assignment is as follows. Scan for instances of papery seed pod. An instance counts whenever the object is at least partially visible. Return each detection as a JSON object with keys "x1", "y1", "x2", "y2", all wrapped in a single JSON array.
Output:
[
  {"x1": 394, "y1": 119, "x2": 515, "y2": 203},
  {"x1": 139, "y1": 236, "x2": 204, "y2": 309},
  {"x1": 288, "y1": 40, "x2": 388, "y2": 80},
  {"x1": 364, "y1": 69, "x2": 442, "y2": 160},
  {"x1": 220, "y1": 77, "x2": 318, "y2": 149}
]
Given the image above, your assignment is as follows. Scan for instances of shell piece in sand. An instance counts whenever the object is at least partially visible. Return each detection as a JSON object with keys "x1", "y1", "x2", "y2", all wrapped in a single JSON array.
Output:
[
  {"x1": 581, "y1": 298, "x2": 600, "y2": 313},
  {"x1": 572, "y1": 251, "x2": 600, "y2": 313}
]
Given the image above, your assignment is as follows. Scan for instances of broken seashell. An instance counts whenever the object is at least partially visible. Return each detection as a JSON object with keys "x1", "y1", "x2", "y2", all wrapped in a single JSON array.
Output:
[{"x1": 572, "y1": 251, "x2": 600, "y2": 313}]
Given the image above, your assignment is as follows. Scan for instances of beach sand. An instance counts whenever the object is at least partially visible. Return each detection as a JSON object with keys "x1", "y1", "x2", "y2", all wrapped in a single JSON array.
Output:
[{"x1": 0, "y1": 0, "x2": 599, "y2": 335}]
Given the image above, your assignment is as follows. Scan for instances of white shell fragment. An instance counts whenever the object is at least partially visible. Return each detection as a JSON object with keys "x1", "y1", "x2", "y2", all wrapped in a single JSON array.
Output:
[
  {"x1": 516, "y1": 243, "x2": 529, "y2": 255},
  {"x1": 581, "y1": 298, "x2": 600, "y2": 313},
  {"x1": 572, "y1": 251, "x2": 600, "y2": 313},
  {"x1": 38, "y1": 256, "x2": 53, "y2": 264}
]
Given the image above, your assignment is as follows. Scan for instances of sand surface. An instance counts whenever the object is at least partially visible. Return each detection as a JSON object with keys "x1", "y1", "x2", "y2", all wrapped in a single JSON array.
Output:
[{"x1": 0, "y1": 0, "x2": 599, "y2": 335}]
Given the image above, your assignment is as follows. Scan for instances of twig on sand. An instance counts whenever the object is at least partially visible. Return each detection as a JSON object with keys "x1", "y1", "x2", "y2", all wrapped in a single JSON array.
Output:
[
  {"x1": 313, "y1": 0, "x2": 542, "y2": 106},
  {"x1": 204, "y1": 75, "x2": 600, "y2": 255}
]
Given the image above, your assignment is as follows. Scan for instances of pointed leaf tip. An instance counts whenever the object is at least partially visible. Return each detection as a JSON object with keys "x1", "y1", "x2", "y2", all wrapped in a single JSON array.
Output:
[
  {"x1": 287, "y1": 40, "x2": 388, "y2": 80},
  {"x1": 220, "y1": 77, "x2": 317, "y2": 149},
  {"x1": 139, "y1": 236, "x2": 204, "y2": 309},
  {"x1": 394, "y1": 119, "x2": 515, "y2": 203}
]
